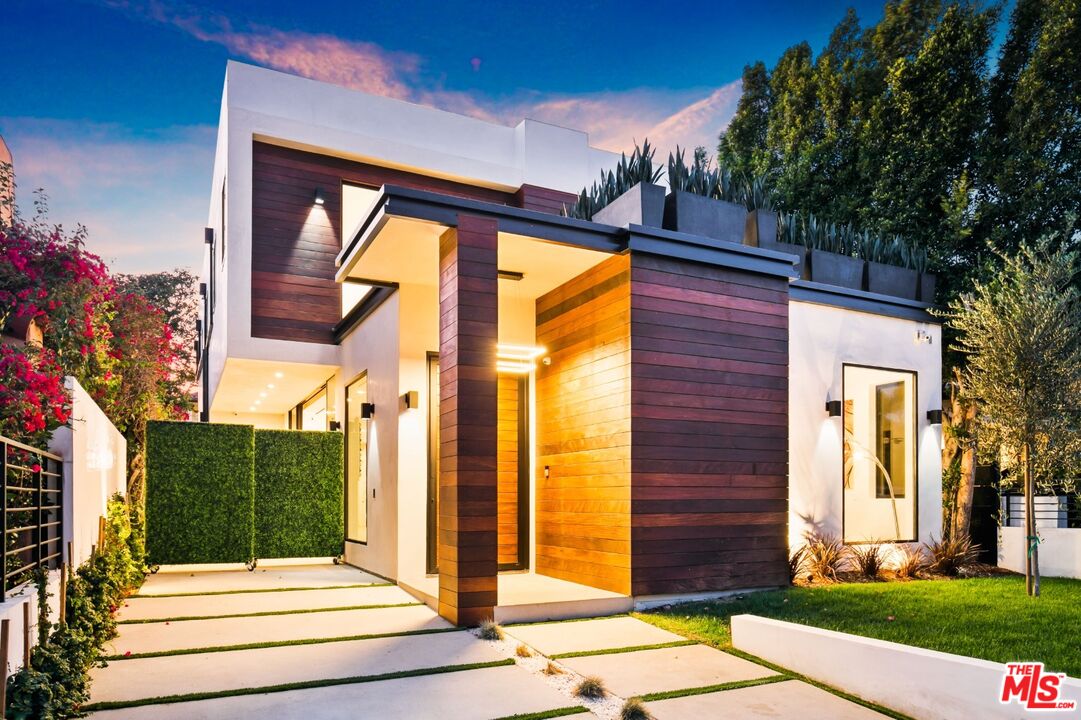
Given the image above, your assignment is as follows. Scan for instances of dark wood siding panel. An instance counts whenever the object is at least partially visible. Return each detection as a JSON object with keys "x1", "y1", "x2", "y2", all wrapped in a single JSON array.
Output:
[
  {"x1": 250, "y1": 141, "x2": 517, "y2": 344},
  {"x1": 629, "y1": 253, "x2": 790, "y2": 596},
  {"x1": 513, "y1": 184, "x2": 578, "y2": 215},
  {"x1": 437, "y1": 216, "x2": 499, "y2": 626},
  {"x1": 536, "y1": 253, "x2": 631, "y2": 595}
]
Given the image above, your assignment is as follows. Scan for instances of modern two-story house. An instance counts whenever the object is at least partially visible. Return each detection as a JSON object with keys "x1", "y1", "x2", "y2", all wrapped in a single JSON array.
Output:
[{"x1": 198, "y1": 61, "x2": 942, "y2": 625}]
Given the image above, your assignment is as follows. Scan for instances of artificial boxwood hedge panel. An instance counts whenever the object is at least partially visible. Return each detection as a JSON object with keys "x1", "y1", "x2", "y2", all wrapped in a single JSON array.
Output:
[
  {"x1": 254, "y1": 430, "x2": 344, "y2": 559},
  {"x1": 145, "y1": 421, "x2": 255, "y2": 564}
]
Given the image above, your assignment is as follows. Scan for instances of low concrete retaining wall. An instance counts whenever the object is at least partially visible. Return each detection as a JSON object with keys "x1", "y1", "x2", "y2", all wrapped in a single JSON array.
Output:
[
  {"x1": 1000, "y1": 526, "x2": 1081, "y2": 579},
  {"x1": 731, "y1": 614, "x2": 1081, "y2": 720},
  {"x1": 0, "y1": 570, "x2": 62, "y2": 673}
]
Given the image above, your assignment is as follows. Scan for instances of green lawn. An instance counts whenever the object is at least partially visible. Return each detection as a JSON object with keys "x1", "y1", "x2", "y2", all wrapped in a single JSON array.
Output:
[{"x1": 635, "y1": 576, "x2": 1081, "y2": 678}]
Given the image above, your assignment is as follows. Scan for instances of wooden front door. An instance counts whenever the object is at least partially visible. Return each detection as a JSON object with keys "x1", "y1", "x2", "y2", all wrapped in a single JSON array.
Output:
[{"x1": 427, "y1": 353, "x2": 529, "y2": 573}]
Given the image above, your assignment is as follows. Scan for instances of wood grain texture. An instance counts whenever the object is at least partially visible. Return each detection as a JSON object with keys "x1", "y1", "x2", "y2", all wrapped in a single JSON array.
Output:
[
  {"x1": 536, "y1": 253, "x2": 632, "y2": 594},
  {"x1": 497, "y1": 374, "x2": 521, "y2": 567},
  {"x1": 250, "y1": 141, "x2": 514, "y2": 344},
  {"x1": 513, "y1": 184, "x2": 578, "y2": 215},
  {"x1": 629, "y1": 253, "x2": 790, "y2": 595},
  {"x1": 437, "y1": 216, "x2": 499, "y2": 626}
]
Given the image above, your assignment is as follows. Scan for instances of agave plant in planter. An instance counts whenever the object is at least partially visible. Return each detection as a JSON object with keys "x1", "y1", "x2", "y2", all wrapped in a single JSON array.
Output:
[
  {"x1": 565, "y1": 140, "x2": 665, "y2": 228},
  {"x1": 756, "y1": 209, "x2": 806, "y2": 278},
  {"x1": 803, "y1": 215, "x2": 865, "y2": 290},
  {"x1": 862, "y1": 232, "x2": 919, "y2": 300},
  {"x1": 663, "y1": 147, "x2": 747, "y2": 242}
]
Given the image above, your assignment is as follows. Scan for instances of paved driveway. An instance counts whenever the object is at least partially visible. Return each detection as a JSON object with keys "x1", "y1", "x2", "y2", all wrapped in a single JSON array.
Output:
[{"x1": 86, "y1": 565, "x2": 899, "y2": 719}]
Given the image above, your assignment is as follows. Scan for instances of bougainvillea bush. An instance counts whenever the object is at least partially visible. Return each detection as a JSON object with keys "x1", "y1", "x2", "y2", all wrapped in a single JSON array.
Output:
[{"x1": 0, "y1": 200, "x2": 194, "y2": 449}]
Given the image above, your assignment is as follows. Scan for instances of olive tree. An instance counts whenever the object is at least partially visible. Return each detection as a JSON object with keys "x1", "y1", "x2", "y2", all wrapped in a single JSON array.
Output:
[{"x1": 946, "y1": 235, "x2": 1081, "y2": 596}]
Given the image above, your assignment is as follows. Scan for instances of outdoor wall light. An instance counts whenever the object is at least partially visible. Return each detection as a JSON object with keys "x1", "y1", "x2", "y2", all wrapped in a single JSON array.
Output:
[
  {"x1": 926, "y1": 409, "x2": 943, "y2": 425},
  {"x1": 402, "y1": 390, "x2": 419, "y2": 409},
  {"x1": 825, "y1": 400, "x2": 843, "y2": 417},
  {"x1": 329, "y1": 420, "x2": 342, "y2": 431},
  {"x1": 361, "y1": 402, "x2": 375, "y2": 419},
  {"x1": 314, "y1": 187, "x2": 326, "y2": 206}
]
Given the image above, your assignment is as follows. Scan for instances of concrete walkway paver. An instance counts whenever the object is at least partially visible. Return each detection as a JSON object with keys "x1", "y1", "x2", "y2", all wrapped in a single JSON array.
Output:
[
  {"x1": 89, "y1": 664, "x2": 577, "y2": 720},
  {"x1": 137, "y1": 564, "x2": 382, "y2": 595},
  {"x1": 560, "y1": 643, "x2": 776, "y2": 698},
  {"x1": 505, "y1": 616, "x2": 684, "y2": 656},
  {"x1": 645, "y1": 678, "x2": 891, "y2": 719},
  {"x1": 109, "y1": 604, "x2": 450, "y2": 655},
  {"x1": 118, "y1": 583, "x2": 416, "y2": 621},
  {"x1": 90, "y1": 629, "x2": 499, "y2": 703}
]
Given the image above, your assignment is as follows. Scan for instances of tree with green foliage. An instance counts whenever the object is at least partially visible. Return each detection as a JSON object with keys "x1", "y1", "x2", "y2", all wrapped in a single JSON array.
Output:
[
  {"x1": 946, "y1": 235, "x2": 1081, "y2": 597},
  {"x1": 717, "y1": 61, "x2": 771, "y2": 180}
]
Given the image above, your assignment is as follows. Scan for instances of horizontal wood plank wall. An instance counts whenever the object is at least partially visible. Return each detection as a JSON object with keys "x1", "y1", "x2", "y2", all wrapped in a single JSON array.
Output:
[
  {"x1": 497, "y1": 374, "x2": 520, "y2": 567},
  {"x1": 250, "y1": 141, "x2": 514, "y2": 344},
  {"x1": 536, "y1": 253, "x2": 631, "y2": 595},
  {"x1": 513, "y1": 185, "x2": 578, "y2": 215},
  {"x1": 437, "y1": 216, "x2": 499, "y2": 626},
  {"x1": 629, "y1": 253, "x2": 789, "y2": 595}
]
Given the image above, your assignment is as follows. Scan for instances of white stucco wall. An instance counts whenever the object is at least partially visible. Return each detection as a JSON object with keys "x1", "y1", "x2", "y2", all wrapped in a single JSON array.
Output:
[
  {"x1": 1000, "y1": 526, "x2": 1081, "y2": 579},
  {"x1": 50, "y1": 377, "x2": 127, "y2": 568},
  {"x1": 337, "y1": 294, "x2": 401, "y2": 579},
  {"x1": 788, "y1": 301, "x2": 942, "y2": 551}
]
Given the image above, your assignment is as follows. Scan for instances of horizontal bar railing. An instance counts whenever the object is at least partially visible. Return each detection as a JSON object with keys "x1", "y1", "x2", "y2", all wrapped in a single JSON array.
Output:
[
  {"x1": 1, "y1": 435, "x2": 64, "y2": 600},
  {"x1": 1001, "y1": 492, "x2": 1081, "y2": 530}
]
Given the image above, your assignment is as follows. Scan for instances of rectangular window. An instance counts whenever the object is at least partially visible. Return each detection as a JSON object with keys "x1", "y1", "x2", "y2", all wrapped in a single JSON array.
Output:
[
  {"x1": 843, "y1": 365, "x2": 917, "y2": 543},
  {"x1": 346, "y1": 373, "x2": 369, "y2": 543},
  {"x1": 301, "y1": 386, "x2": 328, "y2": 431},
  {"x1": 340, "y1": 183, "x2": 379, "y2": 317}
]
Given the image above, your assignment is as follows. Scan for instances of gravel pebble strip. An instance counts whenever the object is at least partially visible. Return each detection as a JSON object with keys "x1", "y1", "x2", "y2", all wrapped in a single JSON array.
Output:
[{"x1": 470, "y1": 626, "x2": 628, "y2": 720}]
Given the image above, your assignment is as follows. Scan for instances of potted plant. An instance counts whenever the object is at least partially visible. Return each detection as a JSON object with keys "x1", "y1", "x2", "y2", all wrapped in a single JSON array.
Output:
[
  {"x1": 863, "y1": 234, "x2": 919, "y2": 300},
  {"x1": 803, "y1": 215, "x2": 865, "y2": 290},
  {"x1": 754, "y1": 210, "x2": 809, "y2": 278},
  {"x1": 662, "y1": 147, "x2": 746, "y2": 242},
  {"x1": 914, "y1": 249, "x2": 936, "y2": 303},
  {"x1": 566, "y1": 140, "x2": 665, "y2": 228}
]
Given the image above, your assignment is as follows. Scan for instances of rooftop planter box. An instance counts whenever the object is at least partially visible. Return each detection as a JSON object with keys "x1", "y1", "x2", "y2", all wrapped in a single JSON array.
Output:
[
  {"x1": 866, "y1": 260, "x2": 919, "y2": 300},
  {"x1": 591, "y1": 181, "x2": 665, "y2": 228},
  {"x1": 663, "y1": 191, "x2": 746, "y2": 243},
  {"x1": 919, "y1": 273, "x2": 936, "y2": 303},
  {"x1": 810, "y1": 249, "x2": 865, "y2": 290},
  {"x1": 745, "y1": 209, "x2": 807, "y2": 279}
]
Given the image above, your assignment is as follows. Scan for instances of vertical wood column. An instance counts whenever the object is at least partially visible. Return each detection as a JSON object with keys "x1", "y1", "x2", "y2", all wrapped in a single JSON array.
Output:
[{"x1": 438, "y1": 215, "x2": 499, "y2": 626}]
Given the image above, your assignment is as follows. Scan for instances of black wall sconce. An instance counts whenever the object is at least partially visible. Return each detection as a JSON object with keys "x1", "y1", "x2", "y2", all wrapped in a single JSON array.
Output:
[
  {"x1": 926, "y1": 409, "x2": 943, "y2": 425},
  {"x1": 825, "y1": 400, "x2": 842, "y2": 417},
  {"x1": 329, "y1": 420, "x2": 341, "y2": 431},
  {"x1": 402, "y1": 390, "x2": 419, "y2": 409},
  {"x1": 361, "y1": 402, "x2": 375, "y2": 419},
  {"x1": 314, "y1": 187, "x2": 326, "y2": 206}
]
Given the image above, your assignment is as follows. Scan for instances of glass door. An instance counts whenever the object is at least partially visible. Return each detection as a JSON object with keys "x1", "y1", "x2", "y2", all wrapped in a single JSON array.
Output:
[{"x1": 345, "y1": 373, "x2": 368, "y2": 543}]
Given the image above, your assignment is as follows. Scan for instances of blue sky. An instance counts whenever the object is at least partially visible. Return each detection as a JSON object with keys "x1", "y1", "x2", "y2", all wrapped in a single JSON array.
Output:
[{"x1": 2, "y1": 0, "x2": 997, "y2": 273}]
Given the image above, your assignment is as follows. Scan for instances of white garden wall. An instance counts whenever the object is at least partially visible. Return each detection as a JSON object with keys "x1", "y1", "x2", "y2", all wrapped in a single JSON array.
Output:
[
  {"x1": 50, "y1": 376, "x2": 127, "y2": 567},
  {"x1": 732, "y1": 614, "x2": 1081, "y2": 719},
  {"x1": 1000, "y1": 526, "x2": 1081, "y2": 579}
]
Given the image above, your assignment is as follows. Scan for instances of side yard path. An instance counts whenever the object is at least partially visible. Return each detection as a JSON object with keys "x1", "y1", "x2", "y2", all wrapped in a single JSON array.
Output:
[
  {"x1": 85, "y1": 565, "x2": 579, "y2": 719},
  {"x1": 85, "y1": 564, "x2": 909, "y2": 719}
]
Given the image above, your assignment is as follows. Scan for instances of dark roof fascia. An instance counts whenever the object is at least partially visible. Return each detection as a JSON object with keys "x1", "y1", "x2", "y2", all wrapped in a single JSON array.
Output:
[
  {"x1": 625, "y1": 224, "x2": 798, "y2": 280},
  {"x1": 333, "y1": 284, "x2": 398, "y2": 344},
  {"x1": 790, "y1": 279, "x2": 941, "y2": 323}
]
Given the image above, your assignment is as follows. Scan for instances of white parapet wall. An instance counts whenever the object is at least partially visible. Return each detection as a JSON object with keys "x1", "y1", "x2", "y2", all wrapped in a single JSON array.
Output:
[
  {"x1": 1001, "y1": 526, "x2": 1081, "y2": 579},
  {"x1": 0, "y1": 569, "x2": 62, "y2": 675},
  {"x1": 49, "y1": 376, "x2": 127, "y2": 567},
  {"x1": 731, "y1": 614, "x2": 1081, "y2": 720}
]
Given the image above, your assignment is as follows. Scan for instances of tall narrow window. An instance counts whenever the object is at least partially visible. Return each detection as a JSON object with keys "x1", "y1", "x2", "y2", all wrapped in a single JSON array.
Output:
[
  {"x1": 346, "y1": 373, "x2": 369, "y2": 543},
  {"x1": 842, "y1": 365, "x2": 917, "y2": 543}
]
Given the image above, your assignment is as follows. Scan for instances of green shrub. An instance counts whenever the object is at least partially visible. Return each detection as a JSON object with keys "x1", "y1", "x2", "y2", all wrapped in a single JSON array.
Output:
[
  {"x1": 254, "y1": 430, "x2": 343, "y2": 559},
  {"x1": 145, "y1": 421, "x2": 255, "y2": 564},
  {"x1": 6, "y1": 495, "x2": 143, "y2": 719}
]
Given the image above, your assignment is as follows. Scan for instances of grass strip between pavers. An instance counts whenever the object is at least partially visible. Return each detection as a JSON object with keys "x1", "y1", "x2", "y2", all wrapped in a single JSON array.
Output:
[
  {"x1": 103, "y1": 626, "x2": 462, "y2": 661},
  {"x1": 504, "y1": 613, "x2": 629, "y2": 627},
  {"x1": 490, "y1": 706, "x2": 590, "y2": 720},
  {"x1": 636, "y1": 674, "x2": 789, "y2": 702},
  {"x1": 550, "y1": 639, "x2": 697, "y2": 659},
  {"x1": 117, "y1": 602, "x2": 422, "y2": 624},
  {"x1": 81, "y1": 659, "x2": 514, "y2": 712},
  {"x1": 136, "y1": 582, "x2": 393, "y2": 598}
]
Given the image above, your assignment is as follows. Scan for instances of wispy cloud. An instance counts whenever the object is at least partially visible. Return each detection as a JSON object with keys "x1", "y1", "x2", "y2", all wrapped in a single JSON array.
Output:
[
  {"x1": 0, "y1": 118, "x2": 214, "y2": 273},
  {"x1": 112, "y1": 0, "x2": 738, "y2": 155}
]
